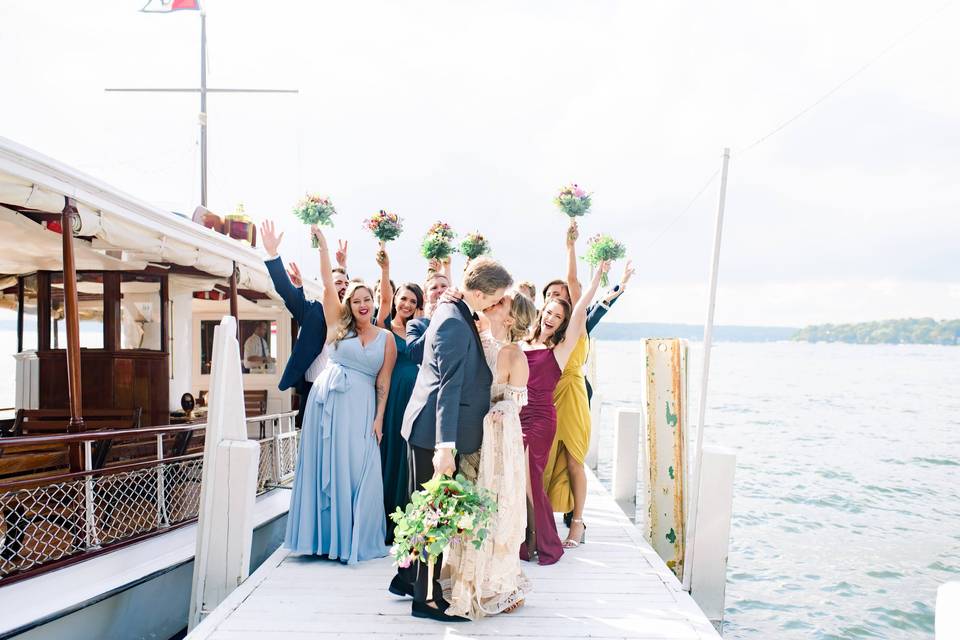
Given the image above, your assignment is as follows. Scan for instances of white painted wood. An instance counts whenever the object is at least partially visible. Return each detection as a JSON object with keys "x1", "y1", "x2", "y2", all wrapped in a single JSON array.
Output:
[
  {"x1": 683, "y1": 148, "x2": 731, "y2": 592},
  {"x1": 937, "y1": 582, "x2": 960, "y2": 639},
  {"x1": 167, "y1": 281, "x2": 195, "y2": 411},
  {"x1": 612, "y1": 408, "x2": 641, "y2": 505},
  {"x1": 689, "y1": 446, "x2": 735, "y2": 624},
  {"x1": 14, "y1": 350, "x2": 39, "y2": 410},
  {"x1": 190, "y1": 315, "x2": 259, "y2": 630},
  {"x1": 189, "y1": 469, "x2": 720, "y2": 640}
]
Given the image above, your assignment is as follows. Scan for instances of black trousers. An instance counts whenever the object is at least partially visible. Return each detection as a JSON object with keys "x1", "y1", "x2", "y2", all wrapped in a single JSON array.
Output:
[{"x1": 396, "y1": 444, "x2": 458, "y2": 604}]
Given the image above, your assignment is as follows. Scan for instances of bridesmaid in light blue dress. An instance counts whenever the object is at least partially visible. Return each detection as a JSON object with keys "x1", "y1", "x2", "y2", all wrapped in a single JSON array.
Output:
[{"x1": 285, "y1": 280, "x2": 397, "y2": 564}]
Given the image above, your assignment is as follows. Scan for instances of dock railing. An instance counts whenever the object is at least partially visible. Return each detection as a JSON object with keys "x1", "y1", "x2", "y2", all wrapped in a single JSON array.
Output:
[{"x1": 0, "y1": 410, "x2": 299, "y2": 586}]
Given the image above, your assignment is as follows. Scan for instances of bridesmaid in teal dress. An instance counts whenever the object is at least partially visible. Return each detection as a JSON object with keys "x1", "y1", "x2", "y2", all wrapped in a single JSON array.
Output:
[
  {"x1": 285, "y1": 279, "x2": 397, "y2": 564},
  {"x1": 375, "y1": 244, "x2": 425, "y2": 543}
]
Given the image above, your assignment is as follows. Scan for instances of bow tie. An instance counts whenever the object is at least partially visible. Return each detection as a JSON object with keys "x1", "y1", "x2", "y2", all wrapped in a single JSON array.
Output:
[{"x1": 472, "y1": 312, "x2": 480, "y2": 322}]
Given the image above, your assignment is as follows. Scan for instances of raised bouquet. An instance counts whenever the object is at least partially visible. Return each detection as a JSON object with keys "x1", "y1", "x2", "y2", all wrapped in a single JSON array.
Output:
[
  {"x1": 390, "y1": 474, "x2": 497, "y2": 600},
  {"x1": 585, "y1": 233, "x2": 626, "y2": 286},
  {"x1": 420, "y1": 221, "x2": 457, "y2": 261},
  {"x1": 363, "y1": 209, "x2": 404, "y2": 243},
  {"x1": 292, "y1": 194, "x2": 336, "y2": 247},
  {"x1": 460, "y1": 231, "x2": 490, "y2": 260},
  {"x1": 554, "y1": 182, "x2": 592, "y2": 217}
]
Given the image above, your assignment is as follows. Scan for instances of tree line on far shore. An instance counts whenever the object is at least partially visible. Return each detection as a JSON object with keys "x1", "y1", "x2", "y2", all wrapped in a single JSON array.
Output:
[{"x1": 793, "y1": 318, "x2": 960, "y2": 345}]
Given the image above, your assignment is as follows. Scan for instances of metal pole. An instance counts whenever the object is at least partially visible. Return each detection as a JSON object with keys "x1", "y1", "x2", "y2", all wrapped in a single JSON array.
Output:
[
  {"x1": 682, "y1": 147, "x2": 730, "y2": 591},
  {"x1": 229, "y1": 262, "x2": 239, "y2": 341},
  {"x1": 200, "y1": 11, "x2": 208, "y2": 207}
]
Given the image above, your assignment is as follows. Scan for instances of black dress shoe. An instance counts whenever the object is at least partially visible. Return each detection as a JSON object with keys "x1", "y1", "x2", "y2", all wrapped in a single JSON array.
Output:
[
  {"x1": 388, "y1": 575, "x2": 414, "y2": 598},
  {"x1": 412, "y1": 600, "x2": 468, "y2": 622}
]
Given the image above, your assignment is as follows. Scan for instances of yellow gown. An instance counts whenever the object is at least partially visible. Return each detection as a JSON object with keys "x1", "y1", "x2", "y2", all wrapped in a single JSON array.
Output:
[{"x1": 544, "y1": 334, "x2": 590, "y2": 514}]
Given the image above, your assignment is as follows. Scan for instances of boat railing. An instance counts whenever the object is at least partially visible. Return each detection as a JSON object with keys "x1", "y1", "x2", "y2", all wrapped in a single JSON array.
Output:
[{"x1": 0, "y1": 409, "x2": 299, "y2": 587}]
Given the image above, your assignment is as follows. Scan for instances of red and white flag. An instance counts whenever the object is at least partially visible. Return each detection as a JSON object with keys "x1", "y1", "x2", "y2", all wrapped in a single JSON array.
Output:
[{"x1": 140, "y1": 0, "x2": 201, "y2": 13}]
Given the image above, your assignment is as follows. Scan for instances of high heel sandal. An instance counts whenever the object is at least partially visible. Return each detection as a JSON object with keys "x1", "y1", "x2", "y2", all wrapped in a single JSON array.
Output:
[{"x1": 562, "y1": 519, "x2": 586, "y2": 549}]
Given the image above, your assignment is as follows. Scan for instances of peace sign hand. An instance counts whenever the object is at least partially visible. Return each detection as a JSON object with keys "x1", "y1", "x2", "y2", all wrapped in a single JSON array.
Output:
[
  {"x1": 287, "y1": 261, "x2": 303, "y2": 288},
  {"x1": 336, "y1": 240, "x2": 348, "y2": 269}
]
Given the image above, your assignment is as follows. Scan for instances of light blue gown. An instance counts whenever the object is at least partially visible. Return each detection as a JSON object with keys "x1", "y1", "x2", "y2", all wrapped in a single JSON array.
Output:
[{"x1": 285, "y1": 332, "x2": 388, "y2": 563}]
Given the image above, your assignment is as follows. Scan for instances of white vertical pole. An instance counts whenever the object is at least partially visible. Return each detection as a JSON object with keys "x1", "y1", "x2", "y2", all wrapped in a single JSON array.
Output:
[
  {"x1": 682, "y1": 148, "x2": 731, "y2": 591},
  {"x1": 611, "y1": 408, "x2": 642, "y2": 506}
]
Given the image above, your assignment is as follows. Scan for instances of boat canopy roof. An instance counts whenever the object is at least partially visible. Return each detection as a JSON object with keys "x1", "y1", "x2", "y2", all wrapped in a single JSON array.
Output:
[{"x1": 0, "y1": 136, "x2": 323, "y2": 301}]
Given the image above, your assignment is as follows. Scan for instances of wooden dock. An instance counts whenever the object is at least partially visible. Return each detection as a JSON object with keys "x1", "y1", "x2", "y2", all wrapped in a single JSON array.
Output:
[{"x1": 188, "y1": 470, "x2": 721, "y2": 639}]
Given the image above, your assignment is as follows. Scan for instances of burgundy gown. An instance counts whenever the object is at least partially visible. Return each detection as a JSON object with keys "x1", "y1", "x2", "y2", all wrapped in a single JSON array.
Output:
[{"x1": 519, "y1": 347, "x2": 564, "y2": 565}]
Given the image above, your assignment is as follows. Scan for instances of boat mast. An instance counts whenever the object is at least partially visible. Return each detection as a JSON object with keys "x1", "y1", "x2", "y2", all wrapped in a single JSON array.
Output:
[
  {"x1": 60, "y1": 197, "x2": 85, "y2": 471},
  {"x1": 200, "y1": 10, "x2": 208, "y2": 207}
]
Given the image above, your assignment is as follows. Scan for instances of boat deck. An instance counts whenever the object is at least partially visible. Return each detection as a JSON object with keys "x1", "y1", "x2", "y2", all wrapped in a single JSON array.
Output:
[{"x1": 188, "y1": 470, "x2": 720, "y2": 640}]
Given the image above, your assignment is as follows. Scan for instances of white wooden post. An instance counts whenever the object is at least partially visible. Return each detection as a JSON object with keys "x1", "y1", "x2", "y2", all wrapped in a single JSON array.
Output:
[
  {"x1": 189, "y1": 315, "x2": 260, "y2": 630},
  {"x1": 690, "y1": 446, "x2": 736, "y2": 625},
  {"x1": 937, "y1": 582, "x2": 960, "y2": 639},
  {"x1": 612, "y1": 409, "x2": 641, "y2": 509}
]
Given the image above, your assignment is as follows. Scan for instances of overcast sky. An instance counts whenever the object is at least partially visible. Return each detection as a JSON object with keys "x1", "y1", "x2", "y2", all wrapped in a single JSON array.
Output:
[{"x1": 1, "y1": 0, "x2": 957, "y2": 326}]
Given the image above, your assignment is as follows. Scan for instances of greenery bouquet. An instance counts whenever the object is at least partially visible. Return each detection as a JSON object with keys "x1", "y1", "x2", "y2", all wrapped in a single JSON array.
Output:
[
  {"x1": 390, "y1": 474, "x2": 497, "y2": 600},
  {"x1": 554, "y1": 182, "x2": 592, "y2": 217},
  {"x1": 363, "y1": 209, "x2": 404, "y2": 243},
  {"x1": 292, "y1": 194, "x2": 336, "y2": 247},
  {"x1": 585, "y1": 233, "x2": 626, "y2": 286},
  {"x1": 460, "y1": 231, "x2": 490, "y2": 260},
  {"x1": 420, "y1": 221, "x2": 457, "y2": 261}
]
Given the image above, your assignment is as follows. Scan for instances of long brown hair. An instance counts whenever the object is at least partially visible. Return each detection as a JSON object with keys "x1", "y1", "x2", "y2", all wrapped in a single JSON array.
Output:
[
  {"x1": 507, "y1": 291, "x2": 537, "y2": 342},
  {"x1": 336, "y1": 282, "x2": 375, "y2": 345},
  {"x1": 529, "y1": 298, "x2": 571, "y2": 348}
]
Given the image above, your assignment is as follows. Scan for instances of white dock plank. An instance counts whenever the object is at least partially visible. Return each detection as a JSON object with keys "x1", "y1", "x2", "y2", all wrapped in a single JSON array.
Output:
[{"x1": 189, "y1": 470, "x2": 720, "y2": 640}]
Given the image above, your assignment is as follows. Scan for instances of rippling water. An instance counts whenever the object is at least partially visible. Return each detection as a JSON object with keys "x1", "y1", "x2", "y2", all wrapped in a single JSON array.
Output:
[{"x1": 591, "y1": 340, "x2": 960, "y2": 639}]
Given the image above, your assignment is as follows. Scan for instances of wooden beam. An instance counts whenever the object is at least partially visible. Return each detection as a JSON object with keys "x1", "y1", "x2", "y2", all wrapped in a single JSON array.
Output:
[{"x1": 60, "y1": 198, "x2": 85, "y2": 472}]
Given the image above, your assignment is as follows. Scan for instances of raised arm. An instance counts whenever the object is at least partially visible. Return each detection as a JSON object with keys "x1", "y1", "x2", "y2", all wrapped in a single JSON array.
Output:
[
  {"x1": 312, "y1": 225, "x2": 341, "y2": 339},
  {"x1": 372, "y1": 331, "x2": 397, "y2": 444},
  {"x1": 553, "y1": 260, "x2": 608, "y2": 369},
  {"x1": 375, "y1": 243, "x2": 393, "y2": 329},
  {"x1": 261, "y1": 220, "x2": 306, "y2": 320},
  {"x1": 565, "y1": 220, "x2": 582, "y2": 303},
  {"x1": 405, "y1": 318, "x2": 430, "y2": 365},
  {"x1": 586, "y1": 259, "x2": 635, "y2": 334}
]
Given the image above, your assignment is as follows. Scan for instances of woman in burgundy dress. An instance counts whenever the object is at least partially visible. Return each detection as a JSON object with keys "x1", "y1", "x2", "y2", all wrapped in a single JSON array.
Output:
[{"x1": 519, "y1": 261, "x2": 609, "y2": 565}]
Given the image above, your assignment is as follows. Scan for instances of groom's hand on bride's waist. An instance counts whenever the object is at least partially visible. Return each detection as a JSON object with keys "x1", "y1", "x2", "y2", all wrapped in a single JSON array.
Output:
[{"x1": 433, "y1": 446, "x2": 456, "y2": 477}]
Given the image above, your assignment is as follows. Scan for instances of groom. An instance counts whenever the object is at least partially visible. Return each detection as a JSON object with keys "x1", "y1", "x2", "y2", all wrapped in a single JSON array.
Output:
[{"x1": 390, "y1": 257, "x2": 513, "y2": 622}]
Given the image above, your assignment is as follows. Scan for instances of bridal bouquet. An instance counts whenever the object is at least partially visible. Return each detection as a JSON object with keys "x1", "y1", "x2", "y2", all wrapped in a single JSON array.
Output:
[
  {"x1": 420, "y1": 221, "x2": 457, "y2": 261},
  {"x1": 460, "y1": 231, "x2": 490, "y2": 260},
  {"x1": 292, "y1": 194, "x2": 336, "y2": 247},
  {"x1": 363, "y1": 209, "x2": 404, "y2": 243},
  {"x1": 554, "y1": 182, "x2": 592, "y2": 217},
  {"x1": 585, "y1": 234, "x2": 626, "y2": 286},
  {"x1": 390, "y1": 474, "x2": 496, "y2": 599}
]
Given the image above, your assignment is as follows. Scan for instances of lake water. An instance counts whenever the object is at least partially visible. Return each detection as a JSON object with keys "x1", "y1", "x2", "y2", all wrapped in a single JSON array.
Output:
[
  {"x1": 3, "y1": 329, "x2": 957, "y2": 637},
  {"x1": 591, "y1": 340, "x2": 960, "y2": 639}
]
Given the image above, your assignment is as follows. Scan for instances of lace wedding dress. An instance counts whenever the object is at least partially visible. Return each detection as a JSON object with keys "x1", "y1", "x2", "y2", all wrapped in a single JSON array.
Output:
[{"x1": 442, "y1": 330, "x2": 532, "y2": 618}]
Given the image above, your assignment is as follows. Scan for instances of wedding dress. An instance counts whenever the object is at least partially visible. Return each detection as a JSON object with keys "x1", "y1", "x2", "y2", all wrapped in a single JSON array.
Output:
[{"x1": 442, "y1": 330, "x2": 532, "y2": 618}]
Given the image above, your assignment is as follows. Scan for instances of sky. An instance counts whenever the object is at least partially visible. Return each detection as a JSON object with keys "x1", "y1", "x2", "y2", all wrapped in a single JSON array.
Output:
[{"x1": 1, "y1": 0, "x2": 958, "y2": 327}]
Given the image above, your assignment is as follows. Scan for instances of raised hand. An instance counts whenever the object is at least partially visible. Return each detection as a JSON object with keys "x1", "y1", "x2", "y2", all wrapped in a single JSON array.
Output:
[
  {"x1": 376, "y1": 242, "x2": 389, "y2": 269},
  {"x1": 286, "y1": 261, "x2": 303, "y2": 288},
  {"x1": 260, "y1": 220, "x2": 284, "y2": 257},
  {"x1": 336, "y1": 240, "x2": 348, "y2": 269},
  {"x1": 566, "y1": 219, "x2": 579, "y2": 248},
  {"x1": 620, "y1": 260, "x2": 636, "y2": 287},
  {"x1": 440, "y1": 288, "x2": 464, "y2": 303},
  {"x1": 427, "y1": 258, "x2": 441, "y2": 273},
  {"x1": 310, "y1": 225, "x2": 328, "y2": 251}
]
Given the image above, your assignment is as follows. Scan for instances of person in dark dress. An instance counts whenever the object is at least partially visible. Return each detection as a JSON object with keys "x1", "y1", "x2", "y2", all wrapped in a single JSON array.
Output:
[{"x1": 374, "y1": 244, "x2": 426, "y2": 544}]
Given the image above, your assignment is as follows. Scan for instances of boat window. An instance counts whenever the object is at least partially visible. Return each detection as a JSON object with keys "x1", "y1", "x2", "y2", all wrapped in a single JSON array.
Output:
[
  {"x1": 49, "y1": 273, "x2": 104, "y2": 349},
  {"x1": 20, "y1": 274, "x2": 39, "y2": 352},
  {"x1": 200, "y1": 318, "x2": 278, "y2": 375},
  {"x1": 120, "y1": 274, "x2": 163, "y2": 350}
]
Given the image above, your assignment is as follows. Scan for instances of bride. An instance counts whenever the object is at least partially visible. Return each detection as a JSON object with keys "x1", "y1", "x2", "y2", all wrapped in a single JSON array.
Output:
[{"x1": 442, "y1": 290, "x2": 538, "y2": 619}]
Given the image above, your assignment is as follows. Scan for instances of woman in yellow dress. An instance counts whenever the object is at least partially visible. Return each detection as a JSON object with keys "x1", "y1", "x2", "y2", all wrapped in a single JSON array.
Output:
[{"x1": 540, "y1": 221, "x2": 634, "y2": 548}]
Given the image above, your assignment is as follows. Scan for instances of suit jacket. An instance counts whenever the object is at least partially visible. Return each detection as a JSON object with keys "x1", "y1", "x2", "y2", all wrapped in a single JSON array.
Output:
[
  {"x1": 586, "y1": 284, "x2": 621, "y2": 335},
  {"x1": 265, "y1": 256, "x2": 328, "y2": 397},
  {"x1": 401, "y1": 300, "x2": 491, "y2": 454}
]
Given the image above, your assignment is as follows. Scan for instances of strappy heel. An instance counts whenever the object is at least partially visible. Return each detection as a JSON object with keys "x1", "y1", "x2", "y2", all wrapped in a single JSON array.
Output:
[{"x1": 562, "y1": 518, "x2": 586, "y2": 549}]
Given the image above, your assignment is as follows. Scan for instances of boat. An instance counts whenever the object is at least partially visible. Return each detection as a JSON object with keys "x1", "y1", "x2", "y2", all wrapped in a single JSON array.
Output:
[{"x1": 0, "y1": 136, "x2": 315, "y2": 639}]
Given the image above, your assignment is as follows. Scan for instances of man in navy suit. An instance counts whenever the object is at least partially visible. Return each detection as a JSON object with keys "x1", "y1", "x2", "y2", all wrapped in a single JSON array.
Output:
[
  {"x1": 260, "y1": 221, "x2": 330, "y2": 421},
  {"x1": 390, "y1": 257, "x2": 513, "y2": 622}
]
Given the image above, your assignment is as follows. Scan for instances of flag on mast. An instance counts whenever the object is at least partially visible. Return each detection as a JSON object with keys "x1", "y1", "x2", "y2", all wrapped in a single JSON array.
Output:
[{"x1": 141, "y1": 0, "x2": 200, "y2": 12}]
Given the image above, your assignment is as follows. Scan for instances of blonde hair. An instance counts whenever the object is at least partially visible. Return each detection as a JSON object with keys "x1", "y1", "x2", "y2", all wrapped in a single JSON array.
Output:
[
  {"x1": 462, "y1": 257, "x2": 513, "y2": 294},
  {"x1": 336, "y1": 282, "x2": 375, "y2": 344},
  {"x1": 507, "y1": 291, "x2": 536, "y2": 342}
]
